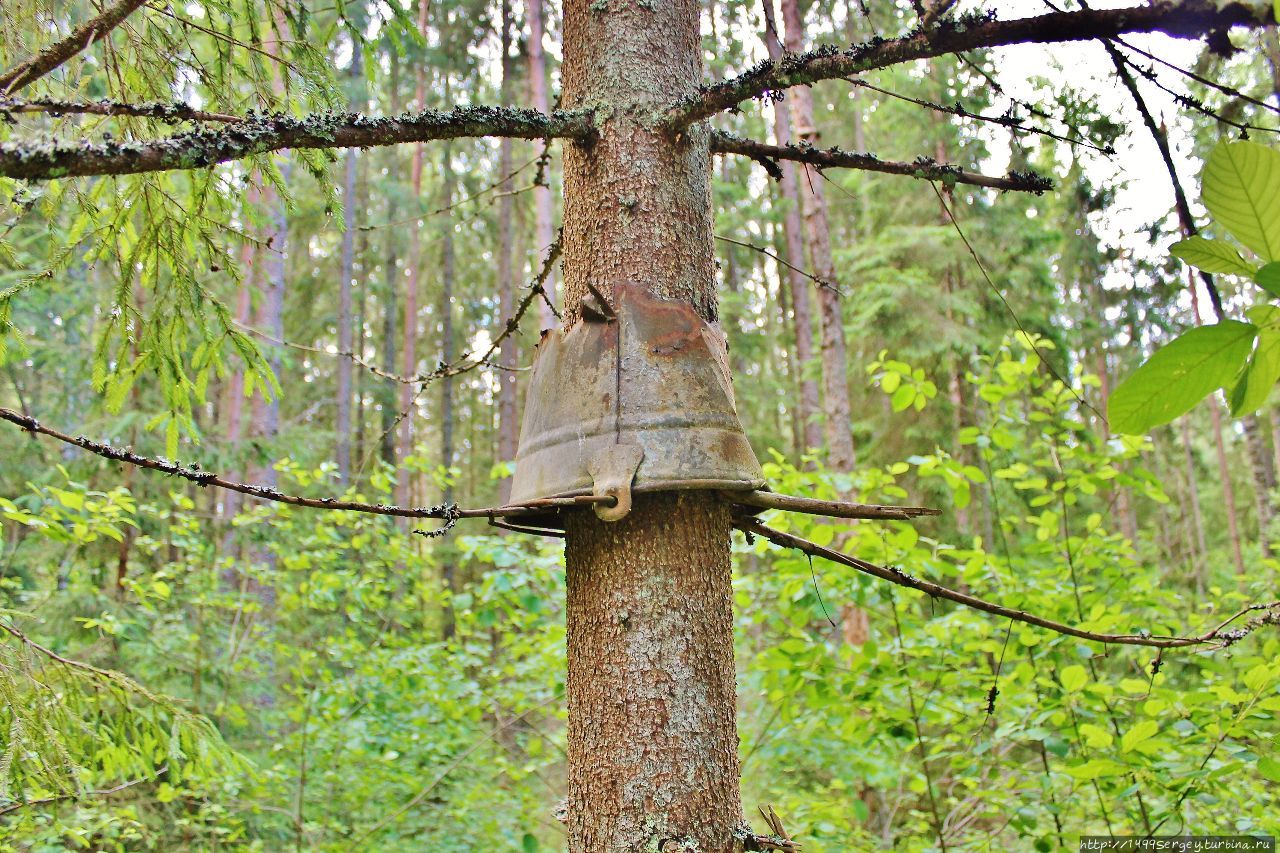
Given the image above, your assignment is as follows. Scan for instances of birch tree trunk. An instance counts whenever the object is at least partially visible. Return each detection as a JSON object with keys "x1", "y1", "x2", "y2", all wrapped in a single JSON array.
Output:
[
  {"x1": 335, "y1": 23, "x2": 365, "y2": 485},
  {"x1": 526, "y1": 0, "x2": 559, "y2": 328},
  {"x1": 396, "y1": 0, "x2": 430, "y2": 512},
  {"x1": 559, "y1": 0, "x2": 742, "y2": 844},
  {"x1": 497, "y1": 0, "x2": 518, "y2": 504}
]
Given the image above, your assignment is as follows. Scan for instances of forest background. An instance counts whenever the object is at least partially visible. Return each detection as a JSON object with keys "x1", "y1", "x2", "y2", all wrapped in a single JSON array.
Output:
[{"x1": 1, "y1": 0, "x2": 1279, "y2": 848}]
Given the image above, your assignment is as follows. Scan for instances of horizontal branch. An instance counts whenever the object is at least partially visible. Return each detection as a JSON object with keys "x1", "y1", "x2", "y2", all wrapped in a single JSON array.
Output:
[
  {"x1": 661, "y1": 0, "x2": 1272, "y2": 130},
  {"x1": 0, "y1": 106, "x2": 595, "y2": 181},
  {"x1": 711, "y1": 130, "x2": 1053, "y2": 193},
  {"x1": 0, "y1": 0, "x2": 148, "y2": 94},
  {"x1": 0, "y1": 406, "x2": 608, "y2": 524},
  {"x1": 0, "y1": 97, "x2": 241, "y2": 123},
  {"x1": 740, "y1": 518, "x2": 1280, "y2": 650}
]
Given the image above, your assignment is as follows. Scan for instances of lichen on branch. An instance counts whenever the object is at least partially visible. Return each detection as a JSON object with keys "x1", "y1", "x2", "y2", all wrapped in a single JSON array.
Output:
[
  {"x1": 0, "y1": 106, "x2": 597, "y2": 181},
  {"x1": 711, "y1": 131, "x2": 1054, "y2": 193},
  {"x1": 658, "y1": 0, "x2": 1272, "y2": 130}
]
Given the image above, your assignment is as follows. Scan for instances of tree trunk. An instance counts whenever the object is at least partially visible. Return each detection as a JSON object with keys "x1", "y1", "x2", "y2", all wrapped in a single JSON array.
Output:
[
  {"x1": 335, "y1": 27, "x2": 365, "y2": 485},
  {"x1": 780, "y1": 0, "x2": 855, "y2": 472},
  {"x1": 379, "y1": 55, "x2": 402, "y2": 468},
  {"x1": 559, "y1": 0, "x2": 743, "y2": 844},
  {"x1": 396, "y1": 0, "x2": 430, "y2": 512},
  {"x1": 1243, "y1": 413, "x2": 1275, "y2": 556},
  {"x1": 762, "y1": 0, "x2": 821, "y2": 456},
  {"x1": 526, "y1": 0, "x2": 559, "y2": 329},
  {"x1": 1179, "y1": 415, "x2": 1208, "y2": 595},
  {"x1": 497, "y1": 0, "x2": 518, "y2": 504},
  {"x1": 439, "y1": 142, "x2": 458, "y2": 639}
]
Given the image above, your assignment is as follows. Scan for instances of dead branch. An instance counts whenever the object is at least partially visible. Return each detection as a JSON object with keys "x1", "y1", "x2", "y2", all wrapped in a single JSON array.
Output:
[
  {"x1": 0, "y1": 406, "x2": 609, "y2": 523},
  {"x1": 738, "y1": 517, "x2": 1280, "y2": 650},
  {"x1": 711, "y1": 130, "x2": 1053, "y2": 193},
  {"x1": 0, "y1": 0, "x2": 149, "y2": 94},
  {"x1": 0, "y1": 107, "x2": 595, "y2": 181},
  {"x1": 659, "y1": 1, "x2": 1271, "y2": 130}
]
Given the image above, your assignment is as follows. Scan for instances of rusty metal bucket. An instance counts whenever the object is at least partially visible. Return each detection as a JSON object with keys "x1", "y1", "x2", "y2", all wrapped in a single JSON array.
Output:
[{"x1": 509, "y1": 282, "x2": 765, "y2": 524}]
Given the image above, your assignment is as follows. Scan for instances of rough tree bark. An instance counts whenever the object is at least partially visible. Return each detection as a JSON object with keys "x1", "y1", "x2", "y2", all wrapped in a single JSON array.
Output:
[
  {"x1": 780, "y1": 0, "x2": 856, "y2": 473},
  {"x1": 558, "y1": 0, "x2": 743, "y2": 845}
]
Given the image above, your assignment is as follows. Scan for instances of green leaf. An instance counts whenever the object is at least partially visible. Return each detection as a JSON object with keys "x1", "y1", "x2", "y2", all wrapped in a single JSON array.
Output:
[
  {"x1": 1231, "y1": 306, "x2": 1280, "y2": 415},
  {"x1": 1170, "y1": 236, "x2": 1256, "y2": 276},
  {"x1": 1256, "y1": 262, "x2": 1280, "y2": 297},
  {"x1": 1109, "y1": 322, "x2": 1257, "y2": 434},
  {"x1": 1120, "y1": 719, "x2": 1158, "y2": 754},
  {"x1": 1201, "y1": 140, "x2": 1280, "y2": 262},
  {"x1": 1060, "y1": 664, "x2": 1088, "y2": 693},
  {"x1": 1257, "y1": 756, "x2": 1280, "y2": 783}
]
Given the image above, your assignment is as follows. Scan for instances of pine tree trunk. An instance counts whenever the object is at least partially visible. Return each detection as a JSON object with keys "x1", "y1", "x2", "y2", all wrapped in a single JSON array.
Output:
[
  {"x1": 559, "y1": 0, "x2": 742, "y2": 844},
  {"x1": 762, "y1": 0, "x2": 821, "y2": 456},
  {"x1": 497, "y1": 0, "x2": 518, "y2": 504},
  {"x1": 526, "y1": 0, "x2": 559, "y2": 329},
  {"x1": 780, "y1": 0, "x2": 855, "y2": 472}
]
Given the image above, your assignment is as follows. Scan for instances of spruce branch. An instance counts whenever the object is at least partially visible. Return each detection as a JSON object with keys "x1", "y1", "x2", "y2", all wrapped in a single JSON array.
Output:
[
  {"x1": 711, "y1": 130, "x2": 1054, "y2": 194},
  {"x1": 659, "y1": 0, "x2": 1271, "y2": 130},
  {"x1": 0, "y1": 107, "x2": 595, "y2": 181}
]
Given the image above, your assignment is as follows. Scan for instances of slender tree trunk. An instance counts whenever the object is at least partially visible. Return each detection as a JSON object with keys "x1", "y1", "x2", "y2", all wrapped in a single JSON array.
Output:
[
  {"x1": 1191, "y1": 280, "x2": 1246, "y2": 574},
  {"x1": 335, "y1": 27, "x2": 365, "y2": 485},
  {"x1": 1243, "y1": 413, "x2": 1275, "y2": 556},
  {"x1": 497, "y1": 0, "x2": 518, "y2": 504},
  {"x1": 762, "y1": 0, "x2": 821, "y2": 455},
  {"x1": 780, "y1": 0, "x2": 855, "y2": 472},
  {"x1": 1179, "y1": 416, "x2": 1208, "y2": 595},
  {"x1": 439, "y1": 142, "x2": 458, "y2": 639},
  {"x1": 526, "y1": 0, "x2": 559, "y2": 328},
  {"x1": 559, "y1": 0, "x2": 742, "y2": 845},
  {"x1": 222, "y1": 182, "x2": 260, "y2": 525},
  {"x1": 396, "y1": 0, "x2": 430, "y2": 512},
  {"x1": 379, "y1": 57, "x2": 402, "y2": 469}
]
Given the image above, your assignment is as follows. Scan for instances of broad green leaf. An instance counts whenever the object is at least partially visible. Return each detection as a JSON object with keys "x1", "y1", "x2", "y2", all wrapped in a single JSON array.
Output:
[
  {"x1": 1259, "y1": 756, "x2": 1280, "y2": 783},
  {"x1": 1060, "y1": 664, "x2": 1088, "y2": 693},
  {"x1": 1170, "y1": 236, "x2": 1255, "y2": 276},
  {"x1": 1109, "y1": 322, "x2": 1256, "y2": 434},
  {"x1": 1066, "y1": 759, "x2": 1127, "y2": 780},
  {"x1": 1256, "y1": 262, "x2": 1280, "y2": 297},
  {"x1": 1120, "y1": 720, "x2": 1158, "y2": 754},
  {"x1": 1231, "y1": 306, "x2": 1280, "y2": 415},
  {"x1": 1201, "y1": 140, "x2": 1280, "y2": 261}
]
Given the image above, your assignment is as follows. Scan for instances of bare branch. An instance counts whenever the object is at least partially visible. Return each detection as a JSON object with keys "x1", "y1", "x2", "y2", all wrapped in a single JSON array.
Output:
[
  {"x1": 0, "y1": 406, "x2": 609, "y2": 523},
  {"x1": 0, "y1": 107, "x2": 595, "y2": 181},
  {"x1": 0, "y1": 0, "x2": 149, "y2": 94},
  {"x1": 711, "y1": 130, "x2": 1053, "y2": 193},
  {"x1": 659, "y1": 1, "x2": 1271, "y2": 130},
  {"x1": 0, "y1": 97, "x2": 241, "y2": 123},
  {"x1": 739, "y1": 518, "x2": 1280, "y2": 650}
]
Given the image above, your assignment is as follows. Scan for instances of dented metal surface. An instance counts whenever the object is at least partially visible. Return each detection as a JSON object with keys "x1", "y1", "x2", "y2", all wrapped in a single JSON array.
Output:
[{"x1": 509, "y1": 282, "x2": 765, "y2": 519}]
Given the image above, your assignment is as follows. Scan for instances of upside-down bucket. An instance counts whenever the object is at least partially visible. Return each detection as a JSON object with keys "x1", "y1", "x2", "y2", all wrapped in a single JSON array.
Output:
[{"x1": 508, "y1": 282, "x2": 765, "y2": 526}]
